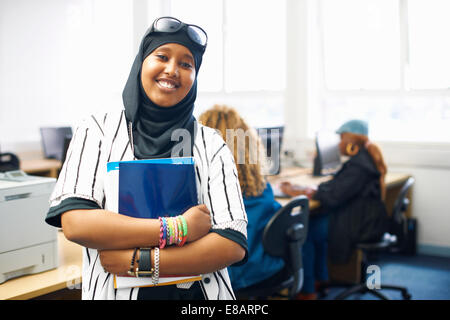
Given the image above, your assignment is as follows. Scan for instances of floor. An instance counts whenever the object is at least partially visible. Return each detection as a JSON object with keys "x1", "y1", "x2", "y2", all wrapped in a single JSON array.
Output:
[{"x1": 320, "y1": 253, "x2": 450, "y2": 300}]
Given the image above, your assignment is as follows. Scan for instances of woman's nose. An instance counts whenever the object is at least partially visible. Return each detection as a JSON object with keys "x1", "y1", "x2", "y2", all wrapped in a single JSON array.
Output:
[{"x1": 164, "y1": 60, "x2": 179, "y2": 77}]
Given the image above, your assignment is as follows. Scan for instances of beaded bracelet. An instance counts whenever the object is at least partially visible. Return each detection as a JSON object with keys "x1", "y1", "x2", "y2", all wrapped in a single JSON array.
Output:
[
  {"x1": 162, "y1": 218, "x2": 167, "y2": 247},
  {"x1": 165, "y1": 217, "x2": 170, "y2": 246},
  {"x1": 178, "y1": 216, "x2": 188, "y2": 246},
  {"x1": 158, "y1": 215, "x2": 188, "y2": 248},
  {"x1": 176, "y1": 216, "x2": 183, "y2": 246},
  {"x1": 168, "y1": 217, "x2": 175, "y2": 245},
  {"x1": 173, "y1": 216, "x2": 179, "y2": 245},
  {"x1": 127, "y1": 247, "x2": 139, "y2": 277},
  {"x1": 159, "y1": 217, "x2": 166, "y2": 249}
]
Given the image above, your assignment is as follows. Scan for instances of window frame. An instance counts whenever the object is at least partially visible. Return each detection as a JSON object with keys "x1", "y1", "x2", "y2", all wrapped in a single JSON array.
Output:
[{"x1": 315, "y1": 0, "x2": 450, "y2": 143}]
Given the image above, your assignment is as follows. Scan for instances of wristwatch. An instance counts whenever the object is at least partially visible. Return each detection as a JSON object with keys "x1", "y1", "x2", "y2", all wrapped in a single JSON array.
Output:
[{"x1": 136, "y1": 248, "x2": 154, "y2": 277}]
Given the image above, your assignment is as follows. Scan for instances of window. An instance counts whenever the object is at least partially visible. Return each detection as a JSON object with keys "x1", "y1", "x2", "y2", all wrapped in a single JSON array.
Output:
[
  {"x1": 170, "y1": 0, "x2": 223, "y2": 92},
  {"x1": 321, "y1": 0, "x2": 401, "y2": 90},
  {"x1": 167, "y1": 0, "x2": 286, "y2": 128},
  {"x1": 316, "y1": 0, "x2": 450, "y2": 142},
  {"x1": 170, "y1": 0, "x2": 286, "y2": 93},
  {"x1": 224, "y1": 0, "x2": 286, "y2": 92},
  {"x1": 408, "y1": 0, "x2": 450, "y2": 90}
]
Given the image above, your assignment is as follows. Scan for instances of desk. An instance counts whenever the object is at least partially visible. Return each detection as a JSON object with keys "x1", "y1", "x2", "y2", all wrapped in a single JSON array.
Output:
[
  {"x1": 269, "y1": 167, "x2": 412, "y2": 217},
  {"x1": 0, "y1": 231, "x2": 82, "y2": 300},
  {"x1": 269, "y1": 167, "x2": 413, "y2": 284},
  {"x1": 21, "y1": 159, "x2": 62, "y2": 178},
  {"x1": 268, "y1": 167, "x2": 331, "y2": 210}
]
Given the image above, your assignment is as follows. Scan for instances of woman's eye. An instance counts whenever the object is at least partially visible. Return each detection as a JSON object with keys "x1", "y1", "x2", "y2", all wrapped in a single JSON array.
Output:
[
  {"x1": 181, "y1": 62, "x2": 193, "y2": 69},
  {"x1": 156, "y1": 54, "x2": 168, "y2": 61}
]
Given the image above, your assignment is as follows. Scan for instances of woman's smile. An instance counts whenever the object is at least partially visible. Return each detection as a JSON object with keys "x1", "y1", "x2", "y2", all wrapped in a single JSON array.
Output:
[{"x1": 156, "y1": 77, "x2": 180, "y2": 90}]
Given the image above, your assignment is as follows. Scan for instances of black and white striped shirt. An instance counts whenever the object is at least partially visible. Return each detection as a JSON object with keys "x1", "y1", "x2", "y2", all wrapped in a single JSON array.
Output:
[{"x1": 48, "y1": 110, "x2": 248, "y2": 300}]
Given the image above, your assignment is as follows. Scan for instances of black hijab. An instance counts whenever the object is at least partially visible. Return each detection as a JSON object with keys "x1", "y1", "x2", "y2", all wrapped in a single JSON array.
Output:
[{"x1": 122, "y1": 26, "x2": 205, "y2": 159}]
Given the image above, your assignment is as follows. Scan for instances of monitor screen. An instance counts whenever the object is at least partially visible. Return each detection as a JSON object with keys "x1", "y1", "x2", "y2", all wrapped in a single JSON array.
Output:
[
  {"x1": 60, "y1": 134, "x2": 73, "y2": 164},
  {"x1": 40, "y1": 127, "x2": 73, "y2": 161},
  {"x1": 313, "y1": 131, "x2": 341, "y2": 176},
  {"x1": 256, "y1": 126, "x2": 284, "y2": 175}
]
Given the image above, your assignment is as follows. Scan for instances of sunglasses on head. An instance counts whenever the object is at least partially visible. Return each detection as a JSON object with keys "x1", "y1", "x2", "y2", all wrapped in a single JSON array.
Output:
[{"x1": 149, "y1": 16, "x2": 208, "y2": 50}]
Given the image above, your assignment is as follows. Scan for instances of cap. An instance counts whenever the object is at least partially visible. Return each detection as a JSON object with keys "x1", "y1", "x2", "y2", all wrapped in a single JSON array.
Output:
[{"x1": 336, "y1": 119, "x2": 369, "y2": 136}]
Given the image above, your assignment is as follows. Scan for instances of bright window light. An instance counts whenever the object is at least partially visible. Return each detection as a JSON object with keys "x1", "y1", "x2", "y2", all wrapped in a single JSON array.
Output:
[
  {"x1": 171, "y1": 0, "x2": 223, "y2": 92},
  {"x1": 225, "y1": 0, "x2": 286, "y2": 92},
  {"x1": 408, "y1": 0, "x2": 450, "y2": 89},
  {"x1": 321, "y1": 0, "x2": 401, "y2": 90}
]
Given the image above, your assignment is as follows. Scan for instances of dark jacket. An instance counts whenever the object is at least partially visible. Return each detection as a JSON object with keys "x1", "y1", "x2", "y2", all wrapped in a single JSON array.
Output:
[{"x1": 313, "y1": 148, "x2": 388, "y2": 264}]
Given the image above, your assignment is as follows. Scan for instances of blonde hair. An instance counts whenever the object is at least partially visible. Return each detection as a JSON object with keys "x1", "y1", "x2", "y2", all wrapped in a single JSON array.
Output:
[
  {"x1": 346, "y1": 133, "x2": 387, "y2": 200},
  {"x1": 199, "y1": 104, "x2": 266, "y2": 198}
]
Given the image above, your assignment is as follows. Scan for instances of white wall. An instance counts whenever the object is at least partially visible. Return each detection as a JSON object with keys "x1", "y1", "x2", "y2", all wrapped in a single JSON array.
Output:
[
  {"x1": 382, "y1": 143, "x2": 450, "y2": 254},
  {"x1": 0, "y1": 0, "x2": 134, "y2": 155}
]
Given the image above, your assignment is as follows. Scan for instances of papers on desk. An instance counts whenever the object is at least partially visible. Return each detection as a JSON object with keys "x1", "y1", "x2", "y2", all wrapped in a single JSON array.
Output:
[{"x1": 271, "y1": 183, "x2": 290, "y2": 198}]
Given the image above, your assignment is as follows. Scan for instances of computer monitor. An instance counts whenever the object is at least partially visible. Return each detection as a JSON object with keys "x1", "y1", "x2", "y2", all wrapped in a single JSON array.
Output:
[
  {"x1": 60, "y1": 134, "x2": 73, "y2": 164},
  {"x1": 40, "y1": 127, "x2": 73, "y2": 161},
  {"x1": 256, "y1": 126, "x2": 284, "y2": 176},
  {"x1": 313, "y1": 130, "x2": 341, "y2": 176}
]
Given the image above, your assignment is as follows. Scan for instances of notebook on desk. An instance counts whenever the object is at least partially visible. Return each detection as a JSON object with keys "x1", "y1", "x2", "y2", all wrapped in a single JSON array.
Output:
[
  {"x1": 271, "y1": 183, "x2": 314, "y2": 199},
  {"x1": 271, "y1": 183, "x2": 290, "y2": 198}
]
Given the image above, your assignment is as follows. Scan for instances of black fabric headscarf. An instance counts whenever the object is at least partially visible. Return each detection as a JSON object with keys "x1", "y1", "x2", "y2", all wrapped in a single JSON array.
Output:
[{"x1": 122, "y1": 26, "x2": 205, "y2": 159}]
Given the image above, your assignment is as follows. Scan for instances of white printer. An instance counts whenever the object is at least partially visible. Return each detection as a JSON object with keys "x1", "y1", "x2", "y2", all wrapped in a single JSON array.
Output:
[{"x1": 0, "y1": 171, "x2": 58, "y2": 284}]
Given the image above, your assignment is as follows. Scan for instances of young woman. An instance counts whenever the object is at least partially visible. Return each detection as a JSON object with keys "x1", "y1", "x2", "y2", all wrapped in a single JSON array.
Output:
[
  {"x1": 281, "y1": 119, "x2": 388, "y2": 299},
  {"x1": 199, "y1": 105, "x2": 285, "y2": 294},
  {"x1": 45, "y1": 17, "x2": 247, "y2": 300}
]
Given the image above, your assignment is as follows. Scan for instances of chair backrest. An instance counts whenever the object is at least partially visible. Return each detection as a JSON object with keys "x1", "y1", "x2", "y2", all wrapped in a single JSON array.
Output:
[
  {"x1": 391, "y1": 177, "x2": 415, "y2": 225},
  {"x1": 262, "y1": 195, "x2": 309, "y2": 297},
  {"x1": 0, "y1": 153, "x2": 20, "y2": 172},
  {"x1": 388, "y1": 177, "x2": 415, "y2": 253}
]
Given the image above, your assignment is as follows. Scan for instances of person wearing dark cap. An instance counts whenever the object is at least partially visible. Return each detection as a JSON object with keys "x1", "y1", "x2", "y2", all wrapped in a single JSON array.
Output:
[
  {"x1": 44, "y1": 17, "x2": 247, "y2": 300},
  {"x1": 281, "y1": 119, "x2": 388, "y2": 299}
]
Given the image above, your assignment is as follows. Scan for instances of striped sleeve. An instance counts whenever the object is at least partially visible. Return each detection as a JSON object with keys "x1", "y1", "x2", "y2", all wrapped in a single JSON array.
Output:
[
  {"x1": 48, "y1": 114, "x2": 106, "y2": 210},
  {"x1": 203, "y1": 128, "x2": 247, "y2": 238}
]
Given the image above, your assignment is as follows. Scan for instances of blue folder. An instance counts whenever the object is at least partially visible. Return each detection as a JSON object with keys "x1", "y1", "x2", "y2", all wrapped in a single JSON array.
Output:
[{"x1": 108, "y1": 158, "x2": 198, "y2": 219}]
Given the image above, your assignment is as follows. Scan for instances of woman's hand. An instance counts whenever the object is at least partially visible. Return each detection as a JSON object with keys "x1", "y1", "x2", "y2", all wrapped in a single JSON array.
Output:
[
  {"x1": 182, "y1": 204, "x2": 211, "y2": 242},
  {"x1": 280, "y1": 181, "x2": 317, "y2": 199},
  {"x1": 280, "y1": 181, "x2": 302, "y2": 197},
  {"x1": 99, "y1": 249, "x2": 134, "y2": 276},
  {"x1": 303, "y1": 187, "x2": 317, "y2": 199}
]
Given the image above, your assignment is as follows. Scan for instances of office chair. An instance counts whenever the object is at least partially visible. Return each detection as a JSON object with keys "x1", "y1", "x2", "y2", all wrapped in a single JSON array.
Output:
[
  {"x1": 388, "y1": 177, "x2": 416, "y2": 254},
  {"x1": 319, "y1": 177, "x2": 415, "y2": 300},
  {"x1": 0, "y1": 152, "x2": 20, "y2": 172},
  {"x1": 235, "y1": 196, "x2": 309, "y2": 299}
]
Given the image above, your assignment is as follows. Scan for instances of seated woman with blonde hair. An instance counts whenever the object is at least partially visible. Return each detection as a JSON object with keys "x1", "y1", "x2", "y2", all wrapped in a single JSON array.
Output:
[{"x1": 199, "y1": 104, "x2": 286, "y2": 294}]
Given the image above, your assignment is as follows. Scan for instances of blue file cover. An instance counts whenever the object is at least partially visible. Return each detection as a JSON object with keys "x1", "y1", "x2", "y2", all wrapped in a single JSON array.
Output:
[
  {"x1": 107, "y1": 157, "x2": 198, "y2": 219},
  {"x1": 107, "y1": 157, "x2": 201, "y2": 289}
]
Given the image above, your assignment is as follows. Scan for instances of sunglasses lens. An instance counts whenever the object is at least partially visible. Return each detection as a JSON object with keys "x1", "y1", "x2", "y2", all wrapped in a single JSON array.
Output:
[
  {"x1": 187, "y1": 26, "x2": 207, "y2": 47},
  {"x1": 155, "y1": 17, "x2": 181, "y2": 32}
]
